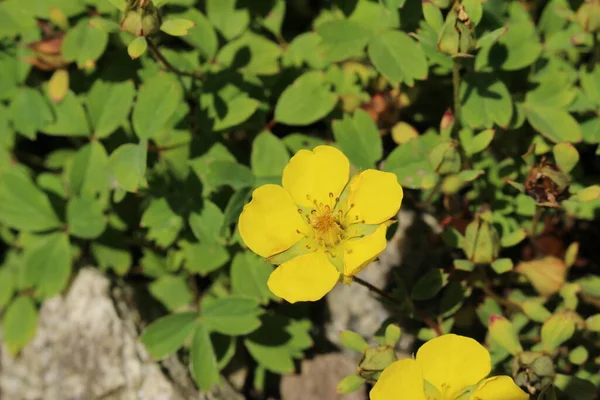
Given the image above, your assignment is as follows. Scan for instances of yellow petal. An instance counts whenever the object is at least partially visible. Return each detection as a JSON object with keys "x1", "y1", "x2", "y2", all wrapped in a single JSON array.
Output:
[
  {"x1": 346, "y1": 170, "x2": 403, "y2": 225},
  {"x1": 238, "y1": 184, "x2": 306, "y2": 258},
  {"x1": 416, "y1": 334, "x2": 491, "y2": 399},
  {"x1": 282, "y1": 145, "x2": 350, "y2": 208},
  {"x1": 343, "y1": 223, "x2": 388, "y2": 276},
  {"x1": 470, "y1": 376, "x2": 529, "y2": 400},
  {"x1": 267, "y1": 250, "x2": 339, "y2": 303},
  {"x1": 370, "y1": 359, "x2": 426, "y2": 400}
]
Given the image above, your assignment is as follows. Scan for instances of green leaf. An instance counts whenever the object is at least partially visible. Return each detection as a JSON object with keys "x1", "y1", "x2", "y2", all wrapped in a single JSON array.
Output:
[
  {"x1": 522, "y1": 299, "x2": 551, "y2": 323},
  {"x1": 462, "y1": 0, "x2": 482, "y2": 26},
  {"x1": 367, "y1": 30, "x2": 427, "y2": 87},
  {"x1": 89, "y1": 17, "x2": 121, "y2": 32},
  {"x1": 541, "y1": 312, "x2": 576, "y2": 352},
  {"x1": 132, "y1": 74, "x2": 182, "y2": 139},
  {"x1": 411, "y1": 269, "x2": 446, "y2": 301},
  {"x1": 476, "y1": 21, "x2": 542, "y2": 71},
  {"x1": 42, "y1": 90, "x2": 90, "y2": 136},
  {"x1": 216, "y1": 32, "x2": 282, "y2": 75},
  {"x1": 244, "y1": 315, "x2": 312, "y2": 374},
  {"x1": 282, "y1": 133, "x2": 327, "y2": 153},
  {"x1": 554, "y1": 375, "x2": 597, "y2": 400},
  {"x1": 488, "y1": 315, "x2": 523, "y2": 355},
  {"x1": 177, "y1": 9, "x2": 218, "y2": 59},
  {"x1": 339, "y1": 330, "x2": 369, "y2": 352},
  {"x1": 384, "y1": 131, "x2": 440, "y2": 189},
  {"x1": 337, "y1": 374, "x2": 365, "y2": 394},
  {"x1": 206, "y1": 0, "x2": 249, "y2": 40},
  {"x1": 62, "y1": 18, "x2": 109, "y2": 68},
  {"x1": 2, "y1": 296, "x2": 37, "y2": 355},
  {"x1": 526, "y1": 73, "x2": 577, "y2": 109},
  {"x1": 189, "y1": 200, "x2": 225, "y2": 245},
  {"x1": 332, "y1": 109, "x2": 382, "y2": 170},
  {"x1": 384, "y1": 324, "x2": 402, "y2": 347},
  {"x1": 580, "y1": 66, "x2": 600, "y2": 107},
  {"x1": 525, "y1": 105, "x2": 583, "y2": 143},
  {"x1": 205, "y1": 161, "x2": 255, "y2": 190},
  {"x1": 460, "y1": 128, "x2": 495, "y2": 155},
  {"x1": 568, "y1": 345, "x2": 589, "y2": 365},
  {"x1": 190, "y1": 324, "x2": 221, "y2": 391},
  {"x1": 69, "y1": 141, "x2": 109, "y2": 196},
  {"x1": 490, "y1": 258, "x2": 513, "y2": 274},
  {"x1": 0, "y1": 168, "x2": 61, "y2": 232},
  {"x1": 149, "y1": 275, "x2": 193, "y2": 311},
  {"x1": 316, "y1": 19, "x2": 371, "y2": 63},
  {"x1": 9, "y1": 87, "x2": 53, "y2": 139},
  {"x1": 0, "y1": 267, "x2": 15, "y2": 309},
  {"x1": 198, "y1": 76, "x2": 260, "y2": 131},
  {"x1": 182, "y1": 241, "x2": 230, "y2": 275},
  {"x1": 201, "y1": 297, "x2": 262, "y2": 335},
  {"x1": 262, "y1": 0, "x2": 285, "y2": 36},
  {"x1": 67, "y1": 196, "x2": 106, "y2": 239},
  {"x1": 274, "y1": 71, "x2": 338, "y2": 126},
  {"x1": 91, "y1": 230, "x2": 132, "y2": 275},
  {"x1": 460, "y1": 73, "x2": 513, "y2": 129},
  {"x1": 127, "y1": 36, "x2": 147, "y2": 59},
  {"x1": 160, "y1": 18, "x2": 195, "y2": 36},
  {"x1": 251, "y1": 131, "x2": 289, "y2": 181},
  {"x1": 501, "y1": 228, "x2": 527, "y2": 247},
  {"x1": 140, "y1": 312, "x2": 198, "y2": 359},
  {"x1": 552, "y1": 143, "x2": 579, "y2": 174},
  {"x1": 231, "y1": 252, "x2": 276, "y2": 303},
  {"x1": 585, "y1": 314, "x2": 600, "y2": 332},
  {"x1": 86, "y1": 80, "x2": 135, "y2": 139},
  {"x1": 141, "y1": 198, "x2": 184, "y2": 248},
  {"x1": 23, "y1": 233, "x2": 71, "y2": 297},
  {"x1": 108, "y1": 141, "x2": 147, "y2": 193}
]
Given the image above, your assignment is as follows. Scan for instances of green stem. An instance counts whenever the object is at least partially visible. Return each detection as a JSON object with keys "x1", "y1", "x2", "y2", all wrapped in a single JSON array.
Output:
[
  {"x1": 451, "y1": 60, "x2": 462, "y2": 129},
  {"x1": 147, "y1": 39, "x2": 203, "y2": 80},
  {"x1": 591, "y1": 33, "x2": 600, "y2": 70}
]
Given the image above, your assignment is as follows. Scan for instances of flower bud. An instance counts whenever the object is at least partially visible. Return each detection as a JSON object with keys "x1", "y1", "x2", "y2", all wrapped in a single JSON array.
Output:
[
  {"x1": 120, "y1": 1, "x2": 161, "y2": 37},
  {"x1": 462, "y1": 211, "x2": 500, "y2": 264},
  {"x1": 358, "y1": 345, "x2": 397, "y2": 382},
  {"x1": 515, "y1": 352, "x2": 556, "y2": 392},
  {"x1": 531, "y1": 355, "x2": 555, "y2": 378},
  {"x1": 437, "y1": 3, "x2": 476, "y2": 55}
]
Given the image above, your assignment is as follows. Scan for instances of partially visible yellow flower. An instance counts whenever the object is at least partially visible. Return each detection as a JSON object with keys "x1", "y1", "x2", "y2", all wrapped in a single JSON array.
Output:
[
  {"x1": 370, "y1": 334, "x2": 529, "y2": 400},
  {"x1": 238, "y1": 145, "x2": 403, "y2": 303}
]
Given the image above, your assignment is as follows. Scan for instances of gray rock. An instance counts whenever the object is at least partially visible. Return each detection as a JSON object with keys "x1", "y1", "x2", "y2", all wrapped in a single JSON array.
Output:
[
  {"x1": 280, "y1": 353, "x2": 365, "y2": 400},
  {"x1": 0, "y1": 267, "x2": 241, "y2": 400}
]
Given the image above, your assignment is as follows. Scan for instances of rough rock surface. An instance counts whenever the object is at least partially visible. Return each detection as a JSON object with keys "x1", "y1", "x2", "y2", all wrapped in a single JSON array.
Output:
[
  {"x1": 0, "y1": 268, "x2": 240, "y2": 400},
  {"x1": 280, "y1": 353, "x2": 365, "y2": 400}
]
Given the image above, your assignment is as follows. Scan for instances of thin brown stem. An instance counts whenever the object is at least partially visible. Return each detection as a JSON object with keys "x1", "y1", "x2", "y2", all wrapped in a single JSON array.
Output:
[
  {"x1": 530, "y1": 206, "x2": 543, "y2": 239},
  {"x1": 352, "y1": 276, "x2": 443, "y2": 336},
  {"x1": 147, "y1": 39, "x2": 203, "y2": 80},
  {"x1": 352, "y1": 276, "x2": 398, "y2": 304},
  {"x1": 480, "y1": 282, "x2": 524, "y2": 313}
]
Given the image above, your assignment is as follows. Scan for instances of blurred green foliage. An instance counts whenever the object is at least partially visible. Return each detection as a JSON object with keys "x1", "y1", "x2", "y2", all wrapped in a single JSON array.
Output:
[{"x1": 1, "y1": 0, "x2": 600, "y2": 398}]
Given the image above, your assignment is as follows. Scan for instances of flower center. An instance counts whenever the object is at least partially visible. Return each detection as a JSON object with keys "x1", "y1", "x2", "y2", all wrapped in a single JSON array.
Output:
[{"x1": 309, "y1": 205, "x2": 344, "y2": 248}]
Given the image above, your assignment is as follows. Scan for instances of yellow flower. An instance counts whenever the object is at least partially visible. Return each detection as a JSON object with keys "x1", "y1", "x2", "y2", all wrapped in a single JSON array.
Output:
[
  {"x1": 238, "y1": 145, "x2": 403, "y2": 303},
  {"x1": 370, "y1": 334, "x2": 529, "y2": 400}
]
